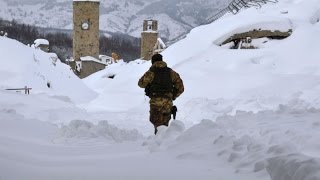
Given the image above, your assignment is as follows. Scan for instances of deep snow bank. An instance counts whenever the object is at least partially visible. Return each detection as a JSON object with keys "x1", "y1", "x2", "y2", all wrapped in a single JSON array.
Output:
[
  {"x1": 267, "y1": 154, "x2": 320, "y2": 180},
  {"x1": 83, "y1": 0, "x2": 320, "y2": 120},
  {"x1": 0, "y1": 37, "x2": 96, "y2": 103},
  {"x1": 55, "y1": 120, "x2": 143, "y2": 144},
  {"x1": 142, "y1": 104, "x2": 320, "y2": 179},
  {"x1": 83, "y1": 60, "x2": 149, "y2": 111},
  {"x1": 0, "y1": 96, "x2": 144, "y2": 145},
  {"x1": 0, "y1": 90, "x2": 90, "y2": 123}
]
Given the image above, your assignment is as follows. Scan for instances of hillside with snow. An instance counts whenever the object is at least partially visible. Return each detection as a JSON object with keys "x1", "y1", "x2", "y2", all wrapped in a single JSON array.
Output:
[
  {"x1": 0, "y1": 37, "x2": 96, "y2": 103},
  {"x1": 1, "y1": 0, "x2": 320, "y2": 180},
  {"x1": 0, "y1": 0, "x2": 231, "y2": 40}
]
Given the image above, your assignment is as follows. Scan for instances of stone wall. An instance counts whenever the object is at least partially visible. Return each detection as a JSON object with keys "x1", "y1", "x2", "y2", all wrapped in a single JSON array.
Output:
[
  {"x1": 141, "y1": 32, "x2": 158, "y2": 60},
  {"x1": 79, "y1": 61, "x2": 105, "y2": 79},
  {"x1": 141, "y1": 20, "x2": 158, "y2": 60},
  {"x1": 143, "y1": 20, "x2": 158, "y2": 31},
  {"x1": 39, "y1": 45, "x2": 49, "y2": 52}
]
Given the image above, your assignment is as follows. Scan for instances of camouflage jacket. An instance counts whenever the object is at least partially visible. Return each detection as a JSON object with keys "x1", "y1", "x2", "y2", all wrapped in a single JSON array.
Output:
[{"x1": 138, "y1": 61, "x2": 184, "y2": 100}]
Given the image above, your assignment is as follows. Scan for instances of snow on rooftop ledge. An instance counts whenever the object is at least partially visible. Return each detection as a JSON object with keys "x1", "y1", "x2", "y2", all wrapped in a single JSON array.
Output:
[
  {"x1": 34, "y1": 39, "x2": 49, "y2": 46},
  {"x1": 80, "y1": 56, "x2": 99, "y2": 61},
  {"x1": 80, "y1": 56, "x2": 107, "y2": 65}
]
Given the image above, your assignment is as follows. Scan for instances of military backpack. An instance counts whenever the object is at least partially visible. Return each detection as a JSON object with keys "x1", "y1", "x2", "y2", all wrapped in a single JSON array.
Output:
[{"x1": 145, "y1": 66, "x2": 174, "y2": 98}]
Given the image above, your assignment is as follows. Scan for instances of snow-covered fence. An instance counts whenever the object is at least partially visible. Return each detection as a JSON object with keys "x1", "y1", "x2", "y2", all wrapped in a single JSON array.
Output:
[{"x1": 5, "y1": 86, "x2": 32, "y2": 94}]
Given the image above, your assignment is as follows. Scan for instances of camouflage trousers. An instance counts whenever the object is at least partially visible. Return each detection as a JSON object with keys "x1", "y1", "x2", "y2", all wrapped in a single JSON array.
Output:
[{"x1": 149, "y1": 97, "x2": 173, "y2": 134}]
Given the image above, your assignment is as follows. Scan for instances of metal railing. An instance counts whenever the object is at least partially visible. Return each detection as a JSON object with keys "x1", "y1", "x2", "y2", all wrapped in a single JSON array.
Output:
[
  {"x1": 206, "y1": 8, "x2": 231, "y2": 24},
  {"x1": 206, "y1": 0, "x2": 278, "y2": 24},
  {"x1": 6, "y1": 86, "x2": 32, "y2": 94}
]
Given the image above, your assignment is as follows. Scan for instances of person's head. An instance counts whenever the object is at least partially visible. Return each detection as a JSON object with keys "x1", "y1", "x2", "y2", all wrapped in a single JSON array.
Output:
[{"x1": 151, "y1": 54, "x2": 163, "y2": 64}]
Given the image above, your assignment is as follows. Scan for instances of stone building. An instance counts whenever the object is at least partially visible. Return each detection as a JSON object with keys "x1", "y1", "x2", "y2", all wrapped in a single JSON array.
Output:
[
  {"x1": 73, "y1": 0, "x2": 102, "y2": 78},
  {"x1": 141, "y1": 20, "x2": 158, "y2": 60},
  {"x1": 79, "y1": 56, "x2": 106, "y2": 78}
]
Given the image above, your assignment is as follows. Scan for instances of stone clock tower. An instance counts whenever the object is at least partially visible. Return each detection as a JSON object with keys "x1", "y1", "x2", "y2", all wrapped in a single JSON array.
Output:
[
  {"x1": 141, "y1": 20, "x2": 158, "y2": 60},
  {"x1": 73, "y1": 0, "x2": 100, "y2": 62}
]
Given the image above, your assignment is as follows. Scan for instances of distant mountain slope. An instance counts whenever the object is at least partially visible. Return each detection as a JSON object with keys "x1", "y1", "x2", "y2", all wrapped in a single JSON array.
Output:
[{"x1": 0, "y1": 0, "x2": 231, "y2": 40}]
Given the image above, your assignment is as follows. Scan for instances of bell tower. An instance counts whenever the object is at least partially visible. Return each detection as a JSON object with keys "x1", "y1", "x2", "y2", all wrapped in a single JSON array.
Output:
[
  {"x1": 73, "y1": 0, "x2": 100, "y2": 62},
  {"x1": 141, "y1": 20, "x2": 158, "y2": 60}
]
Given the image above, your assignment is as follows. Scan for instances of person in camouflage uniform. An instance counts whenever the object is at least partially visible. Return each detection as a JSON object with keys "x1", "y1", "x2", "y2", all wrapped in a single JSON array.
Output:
[{"x1": 138, "y1": 54, "x2": 184, "y2": 134}]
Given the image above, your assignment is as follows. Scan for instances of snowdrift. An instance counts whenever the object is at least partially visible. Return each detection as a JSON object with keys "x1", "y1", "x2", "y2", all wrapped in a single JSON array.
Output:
[
  {"x1": 144, "y1": 107, "x2": 320, "y2": 180},
  {"x1": 0, "y1": 37, "x2": 96, "y2": 103},
  {"x1": 268, "y1": 154, "x2": 320, "y2": 180}
]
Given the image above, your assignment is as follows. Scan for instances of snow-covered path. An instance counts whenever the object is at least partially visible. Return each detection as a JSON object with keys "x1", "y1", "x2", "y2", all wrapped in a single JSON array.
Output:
[
  {"x1": 0, "y1": 107, "x2": 259, "y2": 180},
  {"x1": 1, "y1": 91, "x2": 320, "y2": 180}
]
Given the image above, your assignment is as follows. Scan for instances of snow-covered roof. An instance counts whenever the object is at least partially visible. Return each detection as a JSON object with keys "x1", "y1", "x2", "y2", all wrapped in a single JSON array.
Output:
[
  {"x1": 80, "y1": 56, "x2": 107, "y2": 65},
  {"x1": 99, "y1": 55, "x2": 113, "y2": 64},
  {"x1": 157, "y1": 38, "x2": 166, "y2": 49},
  {"x1": 142, "y1": 30, "x2": 157, "y2": 33},
  {"x1": 34, "y1": 39, "x2": 49, "y2": 47},
  {"x1": 99, "y1": 55, "x2": 112, "y2": 59}
]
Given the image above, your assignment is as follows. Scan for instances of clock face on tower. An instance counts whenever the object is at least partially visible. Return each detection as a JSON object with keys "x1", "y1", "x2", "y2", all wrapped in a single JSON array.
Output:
[{"x1": 81, "y1": 22, "x2": 89, "y2": 30}]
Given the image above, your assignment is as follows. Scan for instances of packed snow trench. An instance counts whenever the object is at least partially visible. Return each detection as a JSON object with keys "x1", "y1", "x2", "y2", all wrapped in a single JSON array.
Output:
[{"x1": 1, "y1": 0, "x2": 320, "y2": 179}]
